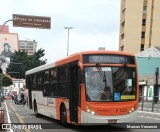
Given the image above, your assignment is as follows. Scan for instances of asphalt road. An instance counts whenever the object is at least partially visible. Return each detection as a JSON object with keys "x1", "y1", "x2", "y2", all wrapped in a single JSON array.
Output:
[{"x1": 3, "y1": 100, "x2": 160, "y2": 132}]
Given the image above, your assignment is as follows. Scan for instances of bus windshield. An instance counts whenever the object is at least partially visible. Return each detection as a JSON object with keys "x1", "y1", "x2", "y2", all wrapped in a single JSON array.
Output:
[{"x1": 85, "y1": 66, "x2": 136, "y2": 102}]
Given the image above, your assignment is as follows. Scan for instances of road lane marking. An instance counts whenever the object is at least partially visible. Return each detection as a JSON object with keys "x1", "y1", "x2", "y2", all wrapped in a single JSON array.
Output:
[
  {"x1": 10, "y1": 103, "x2": 16, "y2": 112},
  {"x1": 139, "y1": 116, "x2": 160, "y2": 121},
  {"x1": 10, "y1": 103, "x2": 31, "y2": 132},
  {"x1": 4, "y1": 102, "x2": 13, "y2": 132}
]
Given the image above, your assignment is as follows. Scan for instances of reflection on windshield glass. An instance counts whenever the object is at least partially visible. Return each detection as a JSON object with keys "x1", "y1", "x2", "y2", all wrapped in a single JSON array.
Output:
[
  {"x1": 85, "y1": 67, "x2": 113, "y2": 101},
  {"x1": 85, "y1": 67, "x2": 136, "y2": 102}
]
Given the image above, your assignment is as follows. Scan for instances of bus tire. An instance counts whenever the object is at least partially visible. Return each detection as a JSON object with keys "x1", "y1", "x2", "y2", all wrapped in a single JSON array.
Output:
[
  {"x1": 60, "y1": 105, "x2": 67, "y2": 124},
  {"x1": 34, "y1": 101, "x2": 39, "y2": 117}
]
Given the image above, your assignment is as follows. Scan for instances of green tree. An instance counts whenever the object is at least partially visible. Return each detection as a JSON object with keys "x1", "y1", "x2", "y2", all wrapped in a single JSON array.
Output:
[
  {"x1": 1, "y1": 75, "x2": 13, "y2": 87},
  {"x1": 7, "y1": 48, "x2": 47, "y2": 79}
]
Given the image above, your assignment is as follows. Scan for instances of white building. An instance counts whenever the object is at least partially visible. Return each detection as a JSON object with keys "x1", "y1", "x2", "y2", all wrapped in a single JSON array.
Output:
[{"x1": 3, "y1": 78, "x2": 25, "y2": 96}]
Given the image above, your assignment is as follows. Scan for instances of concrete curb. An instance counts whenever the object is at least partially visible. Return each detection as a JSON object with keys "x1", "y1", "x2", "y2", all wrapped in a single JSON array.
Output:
[{"x1": 138, "y1": 110, "x2": 160, "y2": 115}]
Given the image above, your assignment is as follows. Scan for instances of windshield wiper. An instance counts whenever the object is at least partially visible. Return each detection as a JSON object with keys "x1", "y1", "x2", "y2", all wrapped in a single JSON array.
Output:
[{"x1": 96, "y1": 63, "x2": 107, "y2": 87}]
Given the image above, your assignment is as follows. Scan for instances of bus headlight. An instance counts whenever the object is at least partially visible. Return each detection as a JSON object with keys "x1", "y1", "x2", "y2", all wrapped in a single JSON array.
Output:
[
  {"x1": 128, "y1": 107, "x2": 136, "y2": 114},
  {"x1": 132, "y1": 107, "x2": 135, "y2": 111},
  {"x1": 87, "y1": 108, "x2": 91, "y2": 113},
  {"x1": 86, "y1": 105, "x2": 95, "y2": 115},
  {"x1": 91, "y1": 110, "x2": 95, "y2": 115}
]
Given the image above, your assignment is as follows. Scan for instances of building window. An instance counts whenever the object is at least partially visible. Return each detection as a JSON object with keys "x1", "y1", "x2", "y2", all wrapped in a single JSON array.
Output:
[
  {"x1": 140, "y1": 44, "x2": 144, "y2": 51},
  {"x1": 122, "y1": 21, "x2": 125, "y2": 28},
  {"x1": 143, "y1": 6, "x2": 147, "y2": 14},
  {"x1": 141, "y1": 32, "x2": 145, "y2": 38},
  {"x1": 122, "y1": 8, "x2": 126, "y2": 15},
  {"x1": 121, "y1": 34, "x2": 124, "y2": 39},
  {"x1": 120, "y1": 45, "x2": 124, "y2": 51},
  {"x1": 142, "y1": 19, "x2": 146, "y2": 26}
]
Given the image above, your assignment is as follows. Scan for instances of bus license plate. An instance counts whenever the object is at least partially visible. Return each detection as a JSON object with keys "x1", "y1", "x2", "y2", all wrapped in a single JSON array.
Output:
[{"x1": 108, "y1": 120, "x2": 117, "y2": 123}]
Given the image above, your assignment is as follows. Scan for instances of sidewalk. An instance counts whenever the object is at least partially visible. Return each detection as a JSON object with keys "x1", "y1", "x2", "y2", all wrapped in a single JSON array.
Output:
[{"x1": 0, "y1": 100, "x2": 11, "y2": 132}]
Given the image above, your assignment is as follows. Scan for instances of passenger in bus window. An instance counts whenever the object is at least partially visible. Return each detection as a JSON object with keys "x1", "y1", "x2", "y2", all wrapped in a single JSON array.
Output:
[{"x1": 101, "y1": 85, "x2": 111, "y2": 100}]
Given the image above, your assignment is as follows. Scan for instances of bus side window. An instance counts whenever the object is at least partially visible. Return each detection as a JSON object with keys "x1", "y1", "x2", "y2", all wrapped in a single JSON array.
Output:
[
  {"x1": 50, "y1": 84, "x2": 58, "y2": 97},
  {"x1": 59, "y1": 66, "x2": 67, "y2": 82},
  {"x1": 58, "y1": 66, "x2": 68, "y2": 98},
  {"x1": 59, "y1": 84, "x2": 68, "y2": 98},
  {"x1": 44, "y1": 70, "x2": 49, "y2": 84},
  {"x1": 32, "y1": 74, "x2": 37, "y2": 90},
  {"x1": 50, "y1": 68, "x2": 57, "y2": 83}
]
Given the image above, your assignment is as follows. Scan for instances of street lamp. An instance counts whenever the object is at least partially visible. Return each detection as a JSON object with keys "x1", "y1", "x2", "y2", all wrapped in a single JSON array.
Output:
[
  {"x1": 0, "y1": 19, "x2": 15, "y2": 32},
  {"x1": 64, "y1": 27, "x2": 74, "y2": 56}
]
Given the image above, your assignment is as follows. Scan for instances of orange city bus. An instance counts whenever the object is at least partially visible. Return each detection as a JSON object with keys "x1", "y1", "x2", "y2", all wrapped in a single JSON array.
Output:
[{"x1": 25, "y1": 50, "x2": 139, "y2": 124}]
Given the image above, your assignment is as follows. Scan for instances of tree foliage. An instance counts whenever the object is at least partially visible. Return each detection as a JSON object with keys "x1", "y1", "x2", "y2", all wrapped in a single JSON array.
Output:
[
  {"x1": 1, "y1": 75, "x2": 13, "y2": 87},
  {"x1": 7, "y1": 48, "x2": 47, "y2": 79}
]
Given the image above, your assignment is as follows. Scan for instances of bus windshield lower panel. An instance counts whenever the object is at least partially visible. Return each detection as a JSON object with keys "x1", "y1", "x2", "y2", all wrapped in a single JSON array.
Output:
[{"x1": 84, "y1": 66, "x2": 136, "y2": 102}]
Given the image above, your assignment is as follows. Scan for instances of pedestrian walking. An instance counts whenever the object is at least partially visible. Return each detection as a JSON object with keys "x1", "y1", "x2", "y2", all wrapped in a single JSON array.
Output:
[
  {"x1": 20, "y1": 92, "x2": 25, "y2": 106},
  {"x1": 11, "y1": 94, "x2": 14, "y2": 103}
]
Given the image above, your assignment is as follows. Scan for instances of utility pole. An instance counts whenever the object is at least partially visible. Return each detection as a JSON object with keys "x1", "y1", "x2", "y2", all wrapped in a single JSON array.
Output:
[
  {"x1": 154, "y1": 67, "x2": 159, "y2": 103},
  {"x1": 0, "y1": 19, "x2": 14, "y2": 32},
  {"x1": 64, "y1": 27, "x2": 74, "y2": 56},
  {"x1": 0, "y1": 68, "x2": 3, "y2": 107}
]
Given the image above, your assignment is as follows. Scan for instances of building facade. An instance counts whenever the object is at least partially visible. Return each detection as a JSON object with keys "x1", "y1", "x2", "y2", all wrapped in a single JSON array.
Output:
[
  {"x1": 0, "y1": 25, "x2": 19, "y2": 74},
  {"x1": 119, "y1": 0, "x2": 160, "y2": 54},
  {"x1": 19, "y1": 39, "x2": 37, "y2": 55},
  {"x1": 136, "y1": 46, "x2": 160, "y2": 100},
  {"x1": 3, "y1": 78, "x2": 25, "y2": 97}
]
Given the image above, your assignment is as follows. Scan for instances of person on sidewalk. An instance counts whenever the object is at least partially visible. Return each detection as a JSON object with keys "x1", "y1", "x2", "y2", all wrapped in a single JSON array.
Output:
[
  {"x1": 11, "y1": 94, "x2": 14, "y2": 103},
  {"x1": 20, "y1": 92, "x2": 25, "y2": 106}
]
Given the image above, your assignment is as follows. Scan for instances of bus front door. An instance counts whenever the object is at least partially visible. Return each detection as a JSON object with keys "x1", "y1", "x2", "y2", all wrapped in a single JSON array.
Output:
[{"x1": 69, "y1": 62, "x2": 78, "y2": 123}]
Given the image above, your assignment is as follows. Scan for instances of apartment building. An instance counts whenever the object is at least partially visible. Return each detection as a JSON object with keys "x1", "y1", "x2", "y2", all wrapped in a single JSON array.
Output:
[
  {"x1": 19, "y1": 39, "x2": 37, "y2": 55},
  {"x1": 119, "y1": 0, "x2": 160, "y2": 54}
]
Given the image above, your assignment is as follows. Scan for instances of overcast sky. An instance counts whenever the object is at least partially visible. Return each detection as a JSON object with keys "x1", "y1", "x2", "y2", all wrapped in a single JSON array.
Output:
[{"x1": 0, "y1": 0, "x2": 120, "y2": 63}]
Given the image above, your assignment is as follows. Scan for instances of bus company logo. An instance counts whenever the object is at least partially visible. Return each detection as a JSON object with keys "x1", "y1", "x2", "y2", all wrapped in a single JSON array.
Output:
[
  {"x1": 97, "y1": 109, "x2": 110, "y2": 112},
  {"x1": 47, "y1": 98, "x2": 54, "y2": 105},
  {"x1": 2, "y1": 124, "x2": 11, "y2": 130}
]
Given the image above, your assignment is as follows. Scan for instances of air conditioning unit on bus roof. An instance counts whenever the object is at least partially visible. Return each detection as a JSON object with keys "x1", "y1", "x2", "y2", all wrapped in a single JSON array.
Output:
[{"x1": 98, "y1": 47, "x2": 105, "y2": 50}]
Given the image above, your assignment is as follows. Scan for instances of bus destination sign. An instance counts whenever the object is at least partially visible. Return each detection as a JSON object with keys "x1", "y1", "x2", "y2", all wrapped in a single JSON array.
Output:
[
  {"x1": 13, "y1": 14, "x2": 51, "y2": 29},
  {"x1": 83, "y1": 55, "x2": 135, "y2": 64}
]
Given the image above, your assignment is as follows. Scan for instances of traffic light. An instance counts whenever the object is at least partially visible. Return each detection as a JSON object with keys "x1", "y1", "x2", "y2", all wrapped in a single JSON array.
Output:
[{"x1": 155, "y1": 67, "x2": 159, "y2": 76}]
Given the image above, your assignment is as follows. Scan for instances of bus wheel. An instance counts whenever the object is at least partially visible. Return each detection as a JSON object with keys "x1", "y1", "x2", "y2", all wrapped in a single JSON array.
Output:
[
  {"x1": 60, "y1": 105, "x2": 67, "y2": 124},
  {"x1": 34, "y1": 101, "x2": 39, "y2": 117}
]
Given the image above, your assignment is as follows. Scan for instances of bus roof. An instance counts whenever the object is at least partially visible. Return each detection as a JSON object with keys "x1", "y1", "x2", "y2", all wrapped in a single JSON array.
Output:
[{"x1": 26, "y1": 50, "x2": 135, "y2": 75}]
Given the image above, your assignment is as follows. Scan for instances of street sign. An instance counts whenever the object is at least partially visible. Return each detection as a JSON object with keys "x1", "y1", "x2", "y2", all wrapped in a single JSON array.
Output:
[{"x1": 12, "y1": 14, "x2": 51, "y2": 29}]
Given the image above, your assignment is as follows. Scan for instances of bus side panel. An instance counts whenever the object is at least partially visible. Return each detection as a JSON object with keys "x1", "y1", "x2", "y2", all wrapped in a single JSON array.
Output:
[
  {"x1": 32, "y1": 91, "x2": 57, "y2": 119},
  {"x1": 78, "y1": 106, "x2": 81, "y2": 124},
  {"x1": 80, "y1": 84, "x2": 86, "y2": 112},
  {"x1": 55, "y1": 98, "x2": 70, "y2": 123}
]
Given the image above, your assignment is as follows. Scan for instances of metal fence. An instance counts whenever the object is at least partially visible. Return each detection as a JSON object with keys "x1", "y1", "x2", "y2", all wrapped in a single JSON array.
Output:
[
  {"x1": 139, "y1": 96, "x2": 160, "y2": 112},
  {"x1": 0, "y1": 107, "x2": 4, "y2": 129}
]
